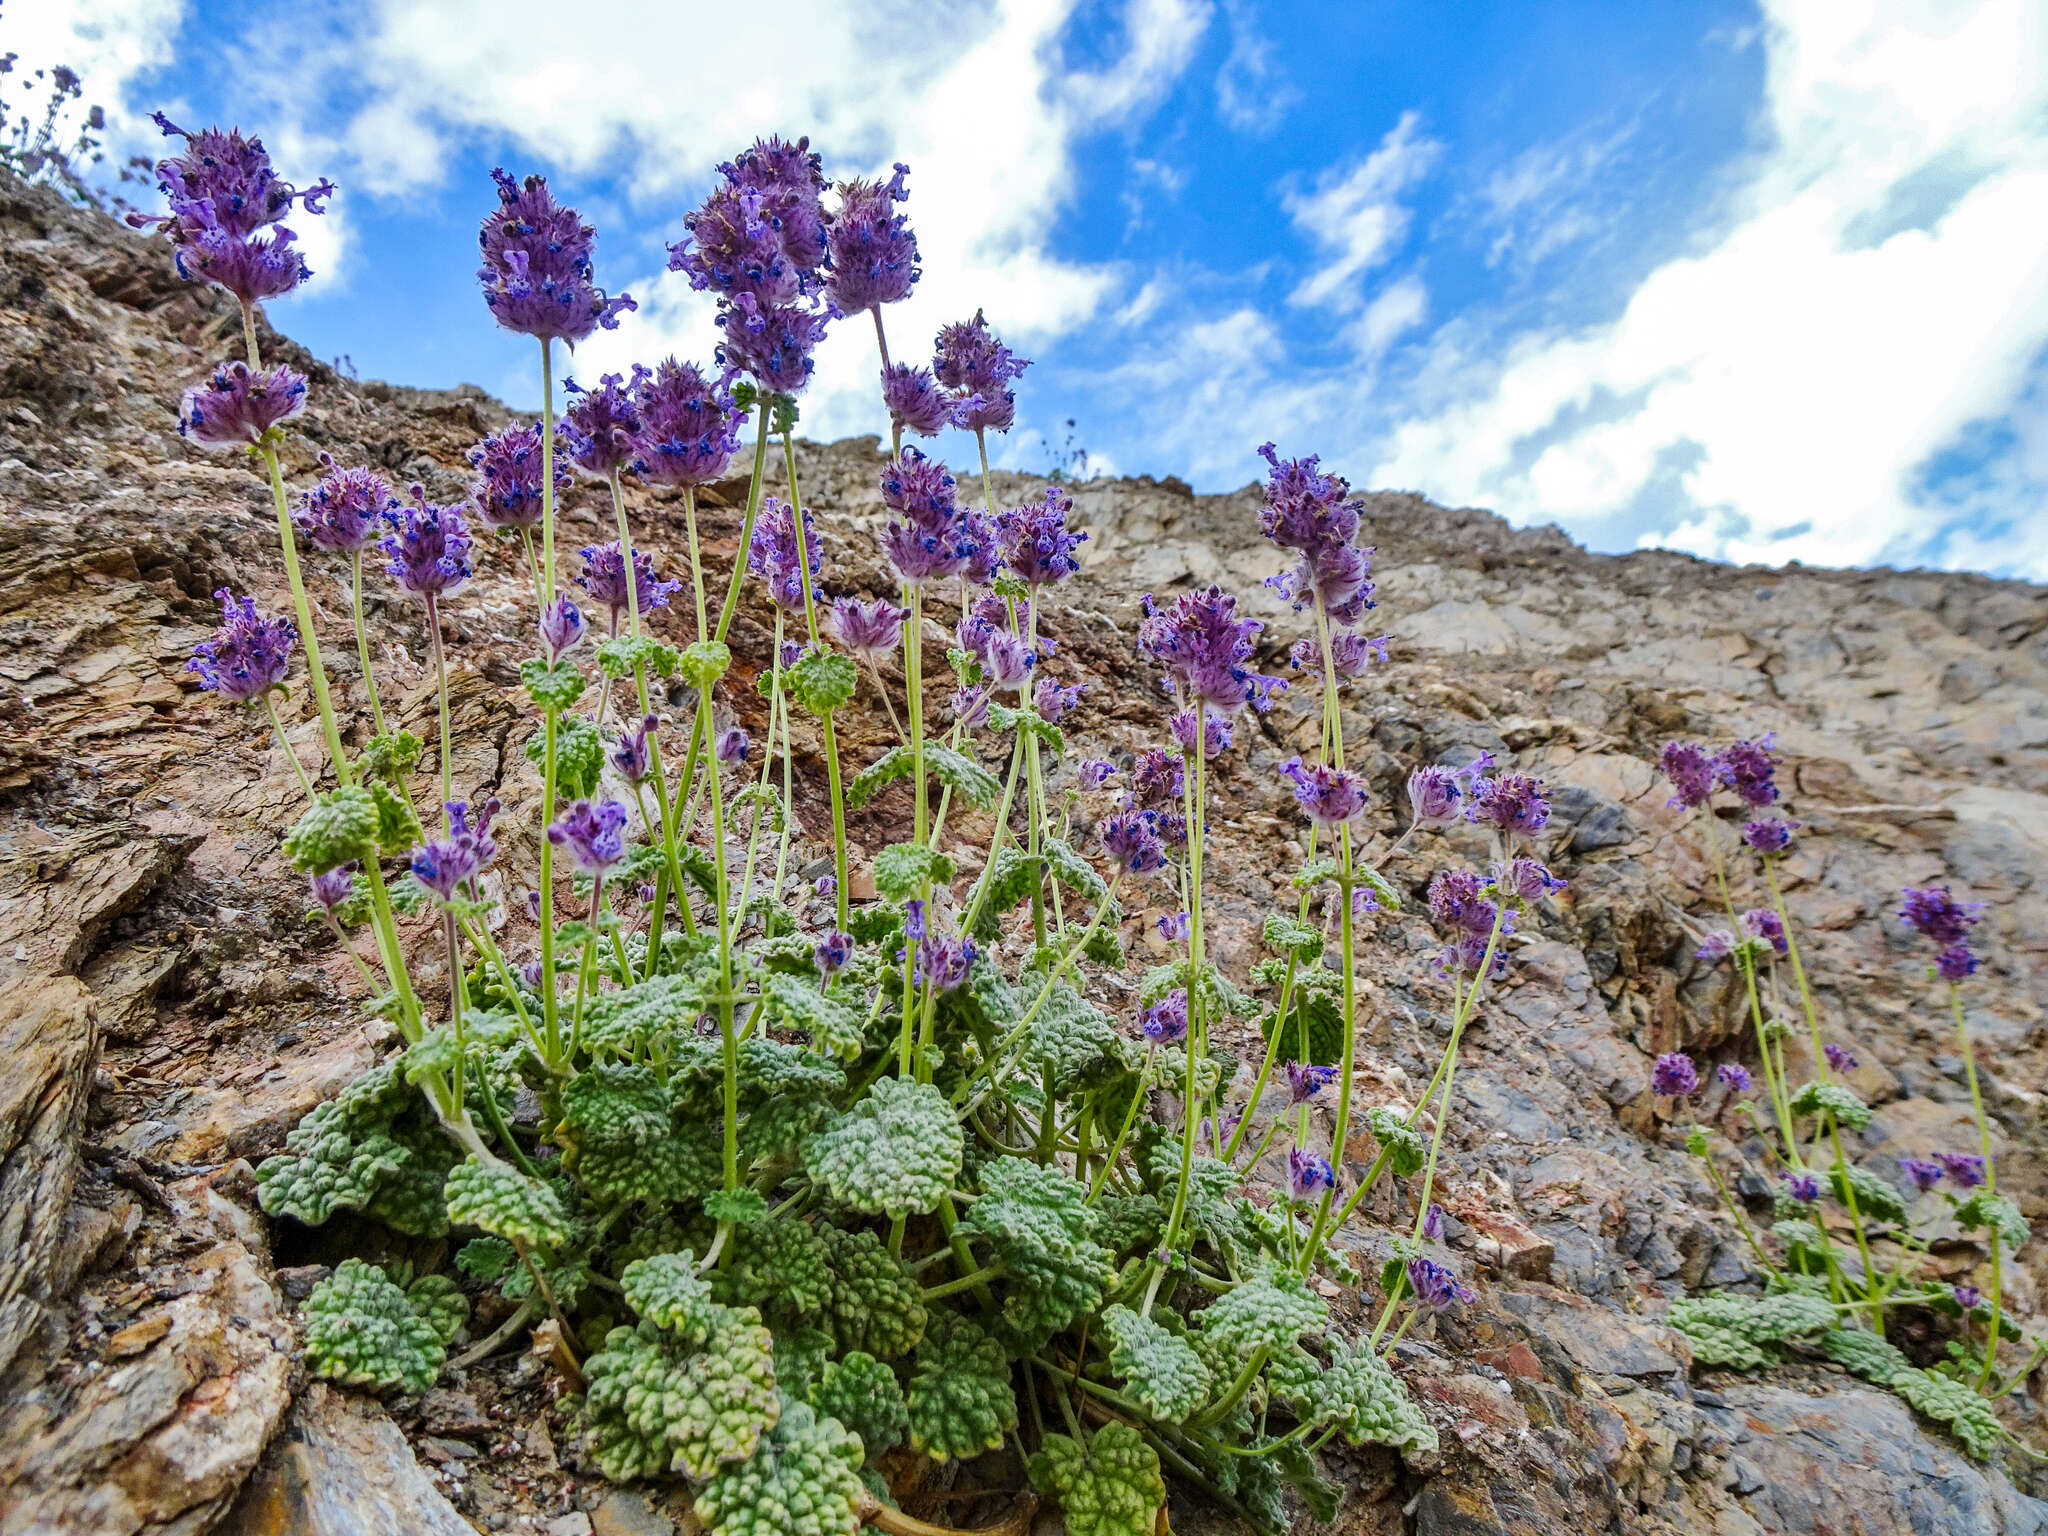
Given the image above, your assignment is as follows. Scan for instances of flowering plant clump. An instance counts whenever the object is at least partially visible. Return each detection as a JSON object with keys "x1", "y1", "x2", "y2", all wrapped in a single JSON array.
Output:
[
  {"x1": 136, "y1": 105, "x2": 2034, "y2": 1536},
  {"x1": 1657, "y1": 735, "x2": 2037, "y2": 1453}
]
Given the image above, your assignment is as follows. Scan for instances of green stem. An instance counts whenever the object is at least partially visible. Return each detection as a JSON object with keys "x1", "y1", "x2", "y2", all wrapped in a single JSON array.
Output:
[
  {"x1": 424, "y1": 592, "x2": 453, "y2": 817},
  {"x1": 349, "y1": 549, "x2": 389, "y2": 738},
  {"x1": 682, "y1": 484, "x2": 708, "y2": 641},
  {"x1": 538, "y1": 339, "x2": 556, "y2": 602},
  {"x1": 261, "y1": 694, "x2": 316, "y2": 805},
  {"x1": 1950, "y1": 982, "x2": 2005, "y2": 1388},
  {"x1": 260, "y1": 441, "x2": 353, "y2": 786},
  {"x1": 714, "y1": 400, "x2": 773, "y2": 643}
]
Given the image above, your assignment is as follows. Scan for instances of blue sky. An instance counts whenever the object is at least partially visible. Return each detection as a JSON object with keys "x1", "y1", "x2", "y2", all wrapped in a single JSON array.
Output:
[{"x1": 20, "y1": 0, "x2": 2048, "y2": 576}]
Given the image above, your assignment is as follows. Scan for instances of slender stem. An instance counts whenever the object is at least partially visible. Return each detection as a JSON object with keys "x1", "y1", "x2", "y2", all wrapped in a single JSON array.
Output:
[
  {"x1": 1949, "y1": 981, "x2": 2005, "y2": 1388},
  {"x1": 1147, "y1": 742, "x2": 1207, "y2": 1315},
  {"x1": 349, "y1": 549, "x2": 389, "y2": 738},
  {"x1": 261, "y1": 694, "x2": 316, "y2": 805},
  {"x1": 442, "y1": 907, "x2": 467, "y2": 1109},
  {"x1": 241, "y1": 301, "x2": 262, "y2": 368},
  {"x1": 682, "y1": 484, "x2": 708, "y2": 641},
  {"x1": 714, "y1": 400, "x2": 773, "y2": 643},
  {"x1": 538, "y1": 709, "x2": 562, "y2": 1061},
  {"x1": 538, "y1": 339, "x2": 556, "y2": 603},
  {"x1": 424, "y1": 592, "x2": 453, "y2": 817},
  {"x1": 260, "y1": 442, "x2": 353, "y2": 786},
  {"x1": 321, "y1": 911, "x2": 382, "y2": 1000},
  {"x1": 699, "y1": 683, "x2": 740, "y2": 1212},
  {"x1": 907, "y1": 583, "x2": 927, "y2": 844}
]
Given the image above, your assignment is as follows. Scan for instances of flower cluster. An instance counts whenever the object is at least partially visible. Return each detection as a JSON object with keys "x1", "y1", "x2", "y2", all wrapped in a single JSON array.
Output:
[
  {"x1": 933, "y1": 309, "x2": 1029, "y2": 433},
  {"x1": 1900, "y1": 884, "x2": 1986, "y2": 981},
  {"x1": 294, "y1": 454, "x2": 394, "y2": 554},
  {"x1": 879, "y1": 448, "x2": 980, "y2": 586},
  {"x1": 995, "y1": 487, "x2": 1086, "y2": 586},
  {"x1": 128, "y1": 113, "x2": 334, "y2": 305},
  {"x1": 179, "y1": 360, "x2": 307, "y2": 446},
  {"x1": 825, "y1": 162, "x2": 918, "y2": 317},
  {"x1": 577, "y1": 541, "x2": 682, "y2": 633},
  {"x1": 747, "y1": 496, "x2": 823, "y2": 612},
  {"x1": 1427, "y1": 869, "x2": 1514, "y2": 977},
  {"x1": 671, "y1": 137, "x2": 832, "y2": 393},
  {"x1": 1138, "y1": 586, "x2": 1284, "y2": 715},
  {"x1": 478, "y1": 168, "x2": 634, "y2": 343},
  {"x1": 468, "y1": 421, "x2": 569, "y2": 531},
  {"x1": 187, "y1": 588, "x2": 294, "y2": 703},
  {"x1": 632, "y1": 359, "x2": 744, "y2": 486},
  {"x1": 382, "y1": 488, "x2": 473, "y2": 599},
  {"x1": 412, "y1": 800, "x2": 500, "y2": 901}
]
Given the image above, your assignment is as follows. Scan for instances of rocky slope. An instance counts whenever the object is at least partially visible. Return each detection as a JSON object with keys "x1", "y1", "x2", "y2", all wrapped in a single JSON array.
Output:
[{"x1": 2, "y1": 169, "x2": 2047, "y2": 1535}]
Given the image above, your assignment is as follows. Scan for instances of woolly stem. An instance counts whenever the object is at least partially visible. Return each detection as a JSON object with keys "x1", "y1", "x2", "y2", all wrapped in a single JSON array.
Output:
[
  {"x1": 260, "y1": 441, "x2": 352, "y2": 786},
  {"x1": 261, "y1": 693, "x2": 316, "y2": 806},
  {"x1": 423, "y1": 592, "x2": 452, "y2": 819},
  {"x1": 349, "y1": 548, "x2": 390, "y2": 738}
]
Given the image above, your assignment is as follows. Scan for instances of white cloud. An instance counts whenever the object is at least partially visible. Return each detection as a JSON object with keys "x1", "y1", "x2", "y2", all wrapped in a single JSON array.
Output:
[
  {"x1": 3, "y1": 0, "x2": 183, "y2": 108},
  {"x1": 1372, "y1": 0, "x2": 2048, "y2": 570},
  {"x1": 1281, "y1": 113, "x2": 1440, "y2": 315},
  {"x1": 1355, "y1": 275, "x2": 1428, "y2": 355},
  {"x1": 213, "y1": 0, "x2": 1211, "y2": 439},
  {"x1": 1214, "y1": 0, "x2": 1298, "y2": 133}
]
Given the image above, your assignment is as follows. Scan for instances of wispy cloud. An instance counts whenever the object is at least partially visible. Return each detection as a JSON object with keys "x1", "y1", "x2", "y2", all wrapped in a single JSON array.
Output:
[
  {"x1": 1213, "y1": 0, "x2": 1298, "y2": 133},
  {"x1": 1281, "y1": 112, "x2": 1440, "y2": 315},
  {"x1": 1373, "y1": 0, "x2": 2048, "y2": 571}
]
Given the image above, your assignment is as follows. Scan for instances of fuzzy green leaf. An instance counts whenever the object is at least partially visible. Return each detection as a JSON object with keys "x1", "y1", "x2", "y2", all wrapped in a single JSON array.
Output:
[
  {"x1": 284, "y1": 787, "x2": 380, "y2": 874},
  {"x1": 1026, "y1": 1422, "x2": 1165, "y2": 1536},
  {"x1": 805, "y1": 1078, "x2": 963, "y2": 1220},
  {"x1": 302, "y1": 1258, "x2": 445, "y2": 1395},
  {"x1": 906, "y1": 1313, "x2": 1016, "y2": 1462}
]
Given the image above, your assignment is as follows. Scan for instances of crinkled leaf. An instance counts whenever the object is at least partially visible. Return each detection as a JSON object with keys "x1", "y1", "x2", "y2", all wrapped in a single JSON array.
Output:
[
  {"x1": 806, "y1": 1078, "x2": 963, "y2": 1220},
  {"x1": 1026, "y1": 1422, "x2": 1165, "y2": 1536},
  {"x1": 907, "y1": 1313, "x2": 1016, "y2": 1462}
]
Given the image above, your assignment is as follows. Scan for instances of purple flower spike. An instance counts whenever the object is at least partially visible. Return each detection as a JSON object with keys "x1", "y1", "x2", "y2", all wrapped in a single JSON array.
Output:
[
  {"x1": 1782, "y1": 1169, "x2": 1824, "y2": 1204},
  {"x1": 1490, "y1": 857, "x2": 1565, "y2": 902},
  {"x1": 715, "y1": 726, "x2": 750, "y2": 765},
  {"x1": 974, "y1": 628, "x2": 1036, "y2": 693},
  {"x1": 1131, "y1": 748, "x2": 1185, "y2": 809},
  {"x1": 546, "y1": 797, "x2": 629, "y2": 876},
  {"x1": 722, "y1": 134, "x2": 831, "y2": 276},
  {"x1": 613, "y1": 714, "x2": 658, "y2": 784},
  {"x1": 825, "y1": 597, "x2": 906, "y2": 660},
  {"x1": 1139, "y1": 990, "x2": 1188, "y2": 1045},
  {"x1": 915, "y1": 931, "x2": 977, "y2": 993},
  {"x1": 1742, "y1": 818, "x2": 1797, "y2": 854},
  {"x1": 577, "y1": 541, "x2": 682, "y2": 634},
  {"x1": 815, "y1": 929, "x2": 853, "y2": 976},
  {"x1": 881, "y1": 363, "x2": 952, "y2": 437},
  {"x1": 996, "y1": 487, "x2": 1087, "y2": 587},
  {"x1": 187, "y1": 588, "x2": 295, "y2": 703},
  {"x1": 1468, "y1": 770, "x2": 1550, "y2": 836},
  {"x1": 1278, "y1": 756, "x2": 1368, "y2": 830},
  {"x1": 1659, "y1": 741, "x2": 1717, "y2": 809},
  {"x1": 1137, "y1": 586, "x2": 1285, "y2": 715},
  {"x1": 179, "y1": 360, "x2": 307, "y2": 446},
  {"x1": 129, "y1": 115, "x2": 333, "y2": 304},
  {"x1": 308, "y1": 865, "x2": 356, "y2": 915},
  {"x1": 1651, "y1": 1052, "x2": 1699, "y2": 1099},
  {"x1": 411, "y1": 799, "x2": 500, "y2": 901},
  {"x1": 1168, "y1": 706, "x2": 1231, "y2": 761},
  {"x1": 1737, "y1": 908, "x2": 1787, "y2": 955},
  {"x1": 1076, "y1": 759, "x2": 1116, "y2": 790},
  {"x1": 1406, "y1": 765, "x2": 1468, "y2": 829},
  {"x1": 1427, "y1": 870, "x2": 1498, "y2": 935},
  {"x1": 1899, "y1": 886, "x2": 1985, "y2": 947},
  {"x1": 1824, "y1": 1042, "x2": 1858, "y2": 1073},
  {"x1": 381, "y1": 488, "x2": 472, "y2": 598},
  {"x1": 1022, "y1": 674, "x2": 1078, "y2": 726},
  {"x1": 1294, "y1": 628, "x2": 1392, "y2": 678},
  {"x1": 879, "y1": 448, "x2": 975, "y2": 587},
  {"x1": 718, "y1": 292, "x2": 830, "y2": 395},
  {"x1": 934, "y1": 310, "x2": 1030, "y2": 434},
  {"x1": 1696, "y1": 930, "x2": 1738, "y2": 962},
  {"x1": 1287, "y1": 1148, "x2": 1336, "y2": 1204},
  {"x1": 904, "y1": 898, "x2": 927, "y2": 941},
  {"x1": 1900, "y1": 1156, "x2": 1944, "y2": 1192},
  {"x1": 631, "y1": 358, "x2": 744, "y2": 487},
  {"x1": 1715, "y1": 734, "x2": 1780, "y2": 808},
  {"x1": 826, "y1": 162, "x2": 919, "y2": 316},
  {"x1": 747, "y1": 496, "x2": 824, "y2": 612},
  {"x1": 468, "y1": 420, "x2": 569, "y2": 531},
  {"x1": 1936, "y1": 1152, "x2": 1987, "y2": 1188},
  {"x1": 1100, "y1": 809, "x2": 1169, "y2": 875},
  {"x1": 1953, "y1": 1284, "x2": 1983, "y2": 1312},
  {"x1": 540, "y1": 595, "x2": 586, "y2": 664},
  {"x1": 1287, "y1": 1062, "x2": 1337, "y2": 1105},
  {"x1": 1935, "y1": 943, "x2": 1980, "y2": 981},
  {"x1": 294, "y1": 454, "x2": 393, "y2": 553},
  {"x1": 1716, "y1": 1062, "x2": 1754, "y2": 1093},
  {"x1": 562, "y1": 369, "x2": 646, "y2": 478},
  {"x1": 1156, "y1": 911, "x2": 1191, "y2": 942},
  {"x1": 477, "y1": 168, "x2": 634, "y2": 344},
  {"x1": 1407, "y1": 1256, "x2": 1476, "y2": 1308},
  {"x1": 1422, "y1": 1203, "x2": 1445, "y2": 1242},
  {"x1": 815, "y1": 873, "x2": 838, "y2": 899}
]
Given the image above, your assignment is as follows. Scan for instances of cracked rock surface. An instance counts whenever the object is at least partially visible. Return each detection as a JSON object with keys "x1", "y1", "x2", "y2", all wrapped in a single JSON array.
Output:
[{"x1": 3, "y1": 168, "x2": 2047, "y2": 1534}]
